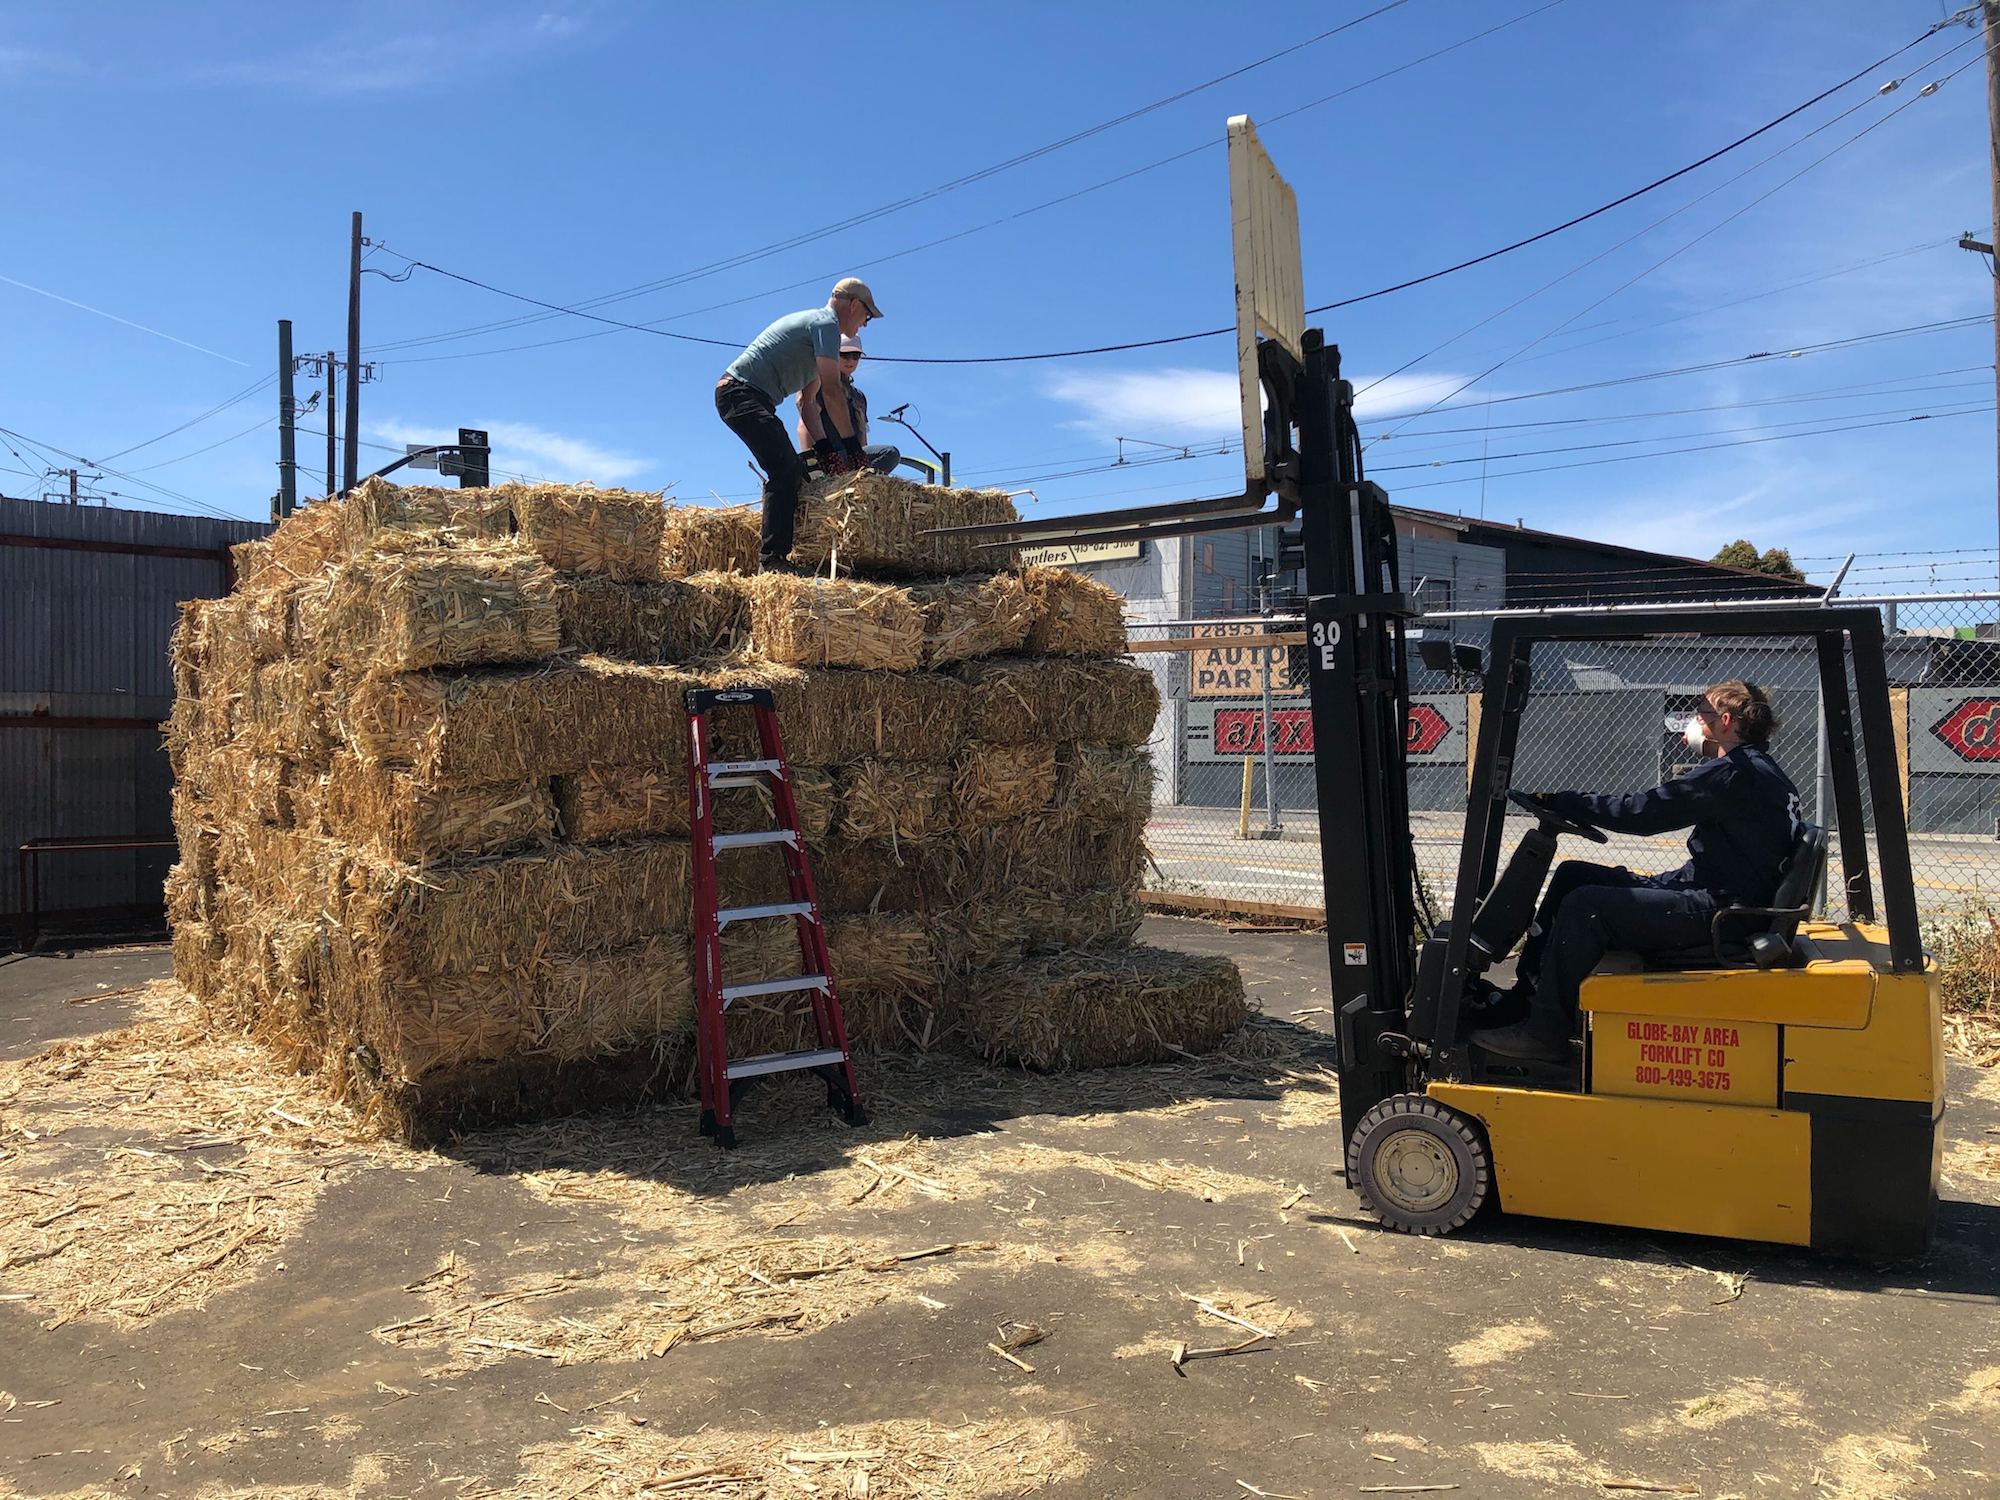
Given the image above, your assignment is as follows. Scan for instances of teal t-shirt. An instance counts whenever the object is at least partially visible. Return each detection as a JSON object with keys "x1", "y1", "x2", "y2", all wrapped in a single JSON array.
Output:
[{"x1": 726, "y1": 308, "x2": 842, "y2": 403}]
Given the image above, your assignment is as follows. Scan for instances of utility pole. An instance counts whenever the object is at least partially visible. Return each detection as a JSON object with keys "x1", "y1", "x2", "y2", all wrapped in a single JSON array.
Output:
[
  {"x1": 343, "y1": 211, "x2": 363, "y2": 494},
  {"x1": 277, "y1": 319, "x2": 299, "y2": 517},
  {"x1": 326, "y1": 349, "x2": 338, "y2": 499},
  {"x1": 66, "y1": 468, "x2": 78, "y2": 505},
  {"x1": 1987, "y1": 2, "x2": 2000, "y2": 551}
]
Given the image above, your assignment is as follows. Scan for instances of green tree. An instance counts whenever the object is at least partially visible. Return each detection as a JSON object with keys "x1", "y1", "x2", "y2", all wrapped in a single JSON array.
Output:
[{"x1": 1711, "y1": 539, "x2": 1805, "y2": 584}]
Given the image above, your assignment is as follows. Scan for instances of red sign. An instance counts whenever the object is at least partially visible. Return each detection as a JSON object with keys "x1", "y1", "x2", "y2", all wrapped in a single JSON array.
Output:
[
  {"x1": 1210, "y1": 705, "x2": 1455, "y2": 758},
  {"x1": 1215, "y1": 707, "x2": 1314, "y2": 756},
  {"x1": 1406, "y1": 703, "x2": 1450, "y2": 756},
  {"x1": 1931, "y1": 697, "x2": 2000, "y2": 762}
]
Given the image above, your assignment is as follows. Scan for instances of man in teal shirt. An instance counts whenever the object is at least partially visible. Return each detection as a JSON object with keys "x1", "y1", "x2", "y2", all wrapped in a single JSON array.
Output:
[{"x1": 715, "y1": 277, "x2": 883, "y2": 570}]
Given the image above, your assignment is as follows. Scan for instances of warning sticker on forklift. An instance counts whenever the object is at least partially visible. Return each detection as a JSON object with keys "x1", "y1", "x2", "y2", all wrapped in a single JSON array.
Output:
[
  {"x1": 1590, "y1": 1014, "x2": 1778, "y2": 1108},
  {"x1": 1343, "y1": 943, "x2": 1367, "y2": 965}
]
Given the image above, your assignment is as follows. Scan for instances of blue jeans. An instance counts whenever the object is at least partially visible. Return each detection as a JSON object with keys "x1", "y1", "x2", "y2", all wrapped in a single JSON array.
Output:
[{"x1": 1520, "y1": 860, "x2": 1720, "y2": 1014}]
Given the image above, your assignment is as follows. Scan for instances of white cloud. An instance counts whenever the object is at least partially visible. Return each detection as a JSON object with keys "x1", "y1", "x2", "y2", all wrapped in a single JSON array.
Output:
[
  {"x1": 0, "y1": 45, "x2": 86, "y2": 78},
  {"x1": 1044, "y1": 368, "x2": 1240, "y2": 439},
  {"x1": 369, "y1": 418, "x2": 648, "y2": 485},
  {"x1": 1044, "y1": 365, "x2": 1514, "y2": 441},
  {"x1": 192, "y1": 10, "x2": 591, "y2": 95}
]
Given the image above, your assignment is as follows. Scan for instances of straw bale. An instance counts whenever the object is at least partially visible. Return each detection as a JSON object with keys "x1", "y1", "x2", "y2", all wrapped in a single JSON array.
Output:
[
  {"x1": 349, "y1": 837, "x2": 691, "y2": 978},
  {"x1": 743, "y1": 572, "x2": 924, "y2": 670},
  {"x1": 912, "y1": 573, "x2": 1033, "y2": 666},
  {"x1": 341, "y1": 657, "x2": 696, "y2": 787},
  {"x1": 514, "y1": 484, "x2": 664, "y2": 582},
  {"x1": 556, "y1": 573, "x2": 746, "y2": 660},
  {"x1": 942, "y1": 810, "x2": 1147, "y2": 900},
  {"x1": 930, "y1": 885, "x2": 1144, "y2": 975},
  {"x1": 326, "y1": 753, "x2": 554, "y2": 864},
  {"x1": 554, "y1": 761, "x2": 834, "y2": 844},
  {"x1": 962, "y1": 946, "x2": 1247, "y2": 1070},
  {"x1": 717, "y1": 835, "x2": 931, "y2": 915},
  {"x1": 697, "y1": 661, "x2": 967, "y2": 765},
  {"x1": 830, "y1": 912, "x2": 947, "y2": 1050},
  {"x1": 170, "y1": 918, "x2": 226, "y2": 1005},
  {"x1": 168, "y1": 597, "x2": 213, "y2": 703},
  {"x1": 1021, "y1": 563, "x2": 1128, "y2": 657},
  {"x1": 321, "y1": 539, "x2": 561, "y2": 673},
  {"x1": 953, "y1": 741, "x2": 1055, "y2": 827},
  {"x1": 535, "y1": 937, "x2": 694, "y2": 1061},
  {"x1": 792, "y1": 472, "x2": 1020, "y2": 577},
  {"x1": 362, "y1": 968, "x2": 540, "y2": 1079},
  {"x1": 836, "y1": 760, "x2": 953, "y2": 843},
  {"x1": 245, "y1": 657, "x2": 336, "y2": 764},
  {"x1": 234, "y1": 499, "x2": 344, "y2": 591},
  {"x1": 660, "y1": 503, "x2": 760, "y2": 576},
  {"x1": 1056, "y1": 744, "x2": 1154, "y2": 825},
  {"x1": 720, "y1": 912, "x2": 944, "y2": 1058},
  {"x1": 955, "y1": 657, "x2": 1159, "y2": 746},
  {"x1": 170, "y1": 787, "x2": 221, "y2": 887},
  {"x1": 340, "y1": 477, "x2": 515, "y2": 555}
]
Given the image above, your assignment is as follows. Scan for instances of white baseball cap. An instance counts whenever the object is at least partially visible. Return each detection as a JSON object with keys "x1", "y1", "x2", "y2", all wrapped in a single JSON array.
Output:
[{"x1": 840, "y1": 334, "x2": 864, "y2": 356}]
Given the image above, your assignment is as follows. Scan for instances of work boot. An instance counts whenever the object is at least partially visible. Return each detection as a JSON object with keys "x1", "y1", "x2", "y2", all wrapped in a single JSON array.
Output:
[{"x1": 1473, "y1": 997, "x2": 1571, "y2": 1063}]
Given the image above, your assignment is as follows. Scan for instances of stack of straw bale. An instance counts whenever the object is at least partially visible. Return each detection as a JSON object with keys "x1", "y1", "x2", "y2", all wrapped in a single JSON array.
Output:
[{"x1": 166, "y1": 473, "x2": 1244, "y2": 1134}]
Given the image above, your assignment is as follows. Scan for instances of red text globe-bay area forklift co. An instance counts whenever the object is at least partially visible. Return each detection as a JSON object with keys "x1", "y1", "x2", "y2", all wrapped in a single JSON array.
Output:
[{"x1": 937, "y1": 118, "x2": 1944, "y2": 1259}]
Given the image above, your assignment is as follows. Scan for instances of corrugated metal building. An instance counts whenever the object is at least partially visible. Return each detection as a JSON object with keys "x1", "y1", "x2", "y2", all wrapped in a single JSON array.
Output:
[{"x1": 2, "y1": 496, "x2": 269, "y2": 941}]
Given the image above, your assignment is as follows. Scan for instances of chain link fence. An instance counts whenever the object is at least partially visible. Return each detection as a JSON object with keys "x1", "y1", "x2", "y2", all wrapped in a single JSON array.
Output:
[{"x1": 1136, "y1": 593, "x2": 2000, "y2": 931}]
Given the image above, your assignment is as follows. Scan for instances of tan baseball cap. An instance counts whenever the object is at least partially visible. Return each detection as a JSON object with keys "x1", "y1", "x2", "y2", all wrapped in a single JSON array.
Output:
[{"x1": 831, "y1": 277, "x2": 883, "y2": 318}]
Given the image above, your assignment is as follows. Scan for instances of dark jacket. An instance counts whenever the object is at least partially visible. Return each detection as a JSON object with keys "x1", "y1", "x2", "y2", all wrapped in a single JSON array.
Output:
[{"x1": 1548, "y1": 743, "x2": 1802, "y2": 905}]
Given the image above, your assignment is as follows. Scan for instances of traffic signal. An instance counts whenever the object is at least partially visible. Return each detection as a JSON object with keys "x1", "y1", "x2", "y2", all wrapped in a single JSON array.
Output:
[{"x1": 437, "y1": 427, "x2": 491, "y2": 489}]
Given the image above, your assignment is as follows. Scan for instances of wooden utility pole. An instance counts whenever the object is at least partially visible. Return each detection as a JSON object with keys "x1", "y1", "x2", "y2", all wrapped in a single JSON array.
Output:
[{"x1": 343, "y1": 212, "x2": 362, "y2": 495}]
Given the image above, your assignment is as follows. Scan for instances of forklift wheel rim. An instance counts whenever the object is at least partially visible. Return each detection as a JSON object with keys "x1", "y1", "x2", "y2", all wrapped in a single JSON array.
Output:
[{"x1": 1373, "y1": 1126, "x2": 1460, "y2": 1215}]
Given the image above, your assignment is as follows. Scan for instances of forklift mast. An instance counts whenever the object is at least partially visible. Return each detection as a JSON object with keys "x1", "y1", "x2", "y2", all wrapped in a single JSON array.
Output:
[{"x1": 1292, "y1": 336, "x2": 1420, "y2": 1132}]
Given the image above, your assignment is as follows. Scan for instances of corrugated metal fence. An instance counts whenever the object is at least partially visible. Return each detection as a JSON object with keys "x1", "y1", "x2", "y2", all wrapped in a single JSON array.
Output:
[{"x1": 1, "y1": 497, "x2": 268, "y2": 940}]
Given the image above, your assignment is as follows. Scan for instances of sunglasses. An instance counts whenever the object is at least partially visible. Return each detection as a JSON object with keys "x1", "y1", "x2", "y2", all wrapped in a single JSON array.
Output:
[{"x1": 840, "y1": 352, "x2": 862, "y2": 359}]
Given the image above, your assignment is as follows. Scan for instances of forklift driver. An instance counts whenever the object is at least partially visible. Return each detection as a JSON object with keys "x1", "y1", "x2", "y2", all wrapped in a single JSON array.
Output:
[{"x1": 1476, "y1": 680, "x2": 1802, "y2": 1063}]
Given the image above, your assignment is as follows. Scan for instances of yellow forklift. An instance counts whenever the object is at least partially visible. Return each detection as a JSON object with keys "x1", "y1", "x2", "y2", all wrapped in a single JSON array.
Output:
[{"x1": 939, "y1": 118, "x2": 1944, "y2": 1258}]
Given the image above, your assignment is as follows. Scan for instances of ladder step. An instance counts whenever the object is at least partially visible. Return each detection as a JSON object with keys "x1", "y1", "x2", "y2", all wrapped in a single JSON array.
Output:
[
  {"x1": 713, "y1": 830, "x2": 798, "y2": 851},
  {"x1": 721, "y1": 975, "x2": 830, "y2": 1002},
  {"x1": 726, "y1": 1047, "x2": 848, "y2": 1081},
  {"x1": 716, "y1": 901, "x2": 817, "y2": 928},
  {"x1": 707, "y1": 759, "x2": 783, "y2": 780}
]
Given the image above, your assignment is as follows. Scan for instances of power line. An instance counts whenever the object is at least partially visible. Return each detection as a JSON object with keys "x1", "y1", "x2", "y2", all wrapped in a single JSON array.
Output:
[
  {"x1": 1365, "y1": 315, "x2": 1996, "y2": 421},
  {"x1": 96, "y1": 373, "x2": 277, "y2": 463},
  {"x1": 125, "y1": 412, "x2": 277, "y2": 473},
  {"x1": 364, "y1": 0, "x2": 1428, "y2": 358},
  {"x1": 1357, "y1": 26, "x2": 1984, "y2": 431},
  {"x1": 1390, "y1": 405, "x2": 1990, "y2": 492},
  {"x1": 0, "y1": 422, "x2": 253, "y2": 522},
  {"x1": 1369, "y1": 399, "x2": 1994, "y2": 472},
  {"x1": 370, "y1": 9, "x2": 1965, "y2": 369}
]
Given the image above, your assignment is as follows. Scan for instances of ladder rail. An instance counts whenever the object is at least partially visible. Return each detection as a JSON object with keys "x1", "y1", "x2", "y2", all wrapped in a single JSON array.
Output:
[{"x1": 685, "y1": 689, "x2": 866, "y2": 1148}]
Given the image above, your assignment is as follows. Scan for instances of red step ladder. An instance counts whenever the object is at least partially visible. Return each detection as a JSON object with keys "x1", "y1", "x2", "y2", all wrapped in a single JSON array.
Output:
[{"x1": 685, "y1": 686, "x2": 866, "y2": 1148}]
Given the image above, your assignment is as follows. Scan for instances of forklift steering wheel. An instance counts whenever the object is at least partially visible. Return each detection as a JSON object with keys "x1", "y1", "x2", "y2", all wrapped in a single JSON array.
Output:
[{"x1": 1507, "y1": 788, "x2": 1609, "y2": 844}]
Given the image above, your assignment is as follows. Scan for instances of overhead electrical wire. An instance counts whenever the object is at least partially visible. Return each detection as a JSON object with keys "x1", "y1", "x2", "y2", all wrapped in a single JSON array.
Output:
[
  {"x1": 362, "y1": 0, "x2": 1433, "y2": 358},
  {"x1": 369, "y1": 9, "x2": 1967, "y2": 368},
  {"x1": 1389, "y1": 406, "x2": 1989, "y2": 493},
  {"x1": 1358, "y1": 26, "x2": 1987, "y2": 437}
]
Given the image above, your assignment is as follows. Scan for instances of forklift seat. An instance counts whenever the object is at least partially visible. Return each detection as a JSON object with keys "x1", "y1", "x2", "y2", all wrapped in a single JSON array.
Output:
[{"x1": 1636, "y1": 823, "x2": 1829, "y2": 973}]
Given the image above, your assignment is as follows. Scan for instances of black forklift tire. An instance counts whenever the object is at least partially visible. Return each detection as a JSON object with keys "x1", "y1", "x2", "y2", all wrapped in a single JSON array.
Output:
[{"x1": 1347, "y1": 1094, "x2": 1491, "y2": 1236}]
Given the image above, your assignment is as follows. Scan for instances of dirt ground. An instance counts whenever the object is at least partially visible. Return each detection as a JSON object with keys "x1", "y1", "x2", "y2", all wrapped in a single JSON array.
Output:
[{"x1": 2, "y1": 919, "x2": 1996, "y2": 1499}]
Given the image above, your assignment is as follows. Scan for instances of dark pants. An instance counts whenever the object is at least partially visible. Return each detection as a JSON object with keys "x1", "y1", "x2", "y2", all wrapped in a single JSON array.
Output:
[
  {"x1": 715, "y1": 378, "x2": 800, "y2": 567},
  {"x1": 1519, "y1": 860, "x2": 1720, "y2": 1019}
]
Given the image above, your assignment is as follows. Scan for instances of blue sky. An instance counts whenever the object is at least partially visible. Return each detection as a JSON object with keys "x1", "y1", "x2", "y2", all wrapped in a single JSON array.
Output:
[{"x1": 2, "y1": 0, "x2": 1995, "y2": 586}]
